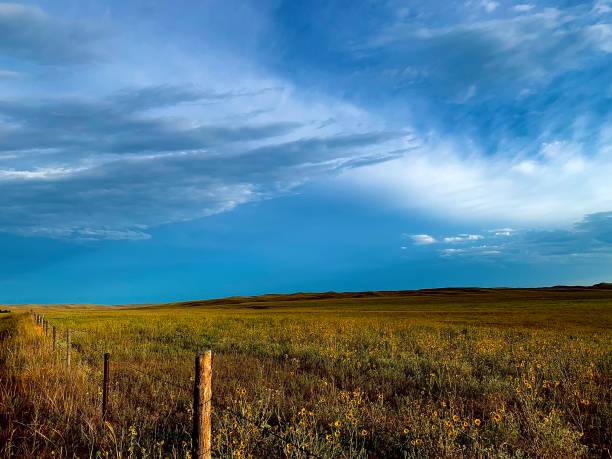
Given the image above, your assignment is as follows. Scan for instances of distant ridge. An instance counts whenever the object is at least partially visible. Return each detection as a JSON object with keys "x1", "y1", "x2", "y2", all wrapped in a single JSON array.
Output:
[
  {"x1": 133, "y1": 283, "x2": 612, "y2": 309},
  {"x1": 592, "y1": 282, "x2": 612, "y2": 289}
]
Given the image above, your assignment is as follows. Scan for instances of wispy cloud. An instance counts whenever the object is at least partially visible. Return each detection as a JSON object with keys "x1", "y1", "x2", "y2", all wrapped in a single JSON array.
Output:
[
  {"x1": 409, "y1": 234, "x2": 437, "y2": 245},
  {"x1": 1, "y1": 0, "x2": 611, "y2": 256},
  {"x1": 0, "y1": 3, "x2": 102, "y2": 65},
  {"x1": 481, "y1": 1, "x2": 499, "y2": 13},
  {"x1": 0, "y1": 69, "x2": 21, "y2": 78},
  {"x1": 410, "y1": 212, "x2": 612, "y2": 260},
  {"x1": 0, "y1": 94, "x2": 302, "y2": 155},
  {"x1": 343, "y1": 135, "x2": 612, "y2": 226},
  {"x1": 443, "y1": 234, "x2": 484, "y2": 243},
  {"x1": 0, "y1": 84, "x2": 407, "y2": 239},
  {"x1": 359, "y1": 4, "x2": 612, "y2": 99},
  {"x1": 514, "y1": 4, "x2": 535, "y2": 13}
]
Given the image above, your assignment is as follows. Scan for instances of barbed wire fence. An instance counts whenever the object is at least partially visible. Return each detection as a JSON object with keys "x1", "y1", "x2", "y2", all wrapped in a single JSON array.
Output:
[{"x1": 29, "y1": 311, "x2": 323, "y2": 459}]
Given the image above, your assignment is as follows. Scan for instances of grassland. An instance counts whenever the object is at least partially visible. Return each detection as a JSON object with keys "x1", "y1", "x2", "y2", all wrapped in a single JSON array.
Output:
[{"x1": 1, "y1": 286, "x2": 611, "y2": 458}]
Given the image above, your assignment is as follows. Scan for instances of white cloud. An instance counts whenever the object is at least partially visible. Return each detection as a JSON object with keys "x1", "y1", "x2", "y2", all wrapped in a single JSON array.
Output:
[
  {"x1": 586, "y1": 23, "x2": 612, "y2": 53},
  {"x1": 441, "y1": 245, "x2": 501, "y2": 256},
  {"x1": 440, "y1": 248, "x2": 465, "y2": 256},
  {"x1": 482, "y1": 1, "x2": 499, "y2": 13},
  {"x1": 443, "y1": 234, "x2": 484, "y2": 243},
  {"x1": 0, "y1": 69, "x2": 21, "y2": 79},
  {"x1": 0, "y1": 3, "x2": 101, "y2": 65},
  {"x1": 491, "y1": 228, "x2": 517, "y2": 236},
  {"x1": 0, "y1": 1, "x2": 409, "y2": 240},
  {"x1": 593, "y1": 1, "x2": 612, "y2": 15},
  {"x1": 363, "y1": 6, "x2": 612, "y2": 96},
  {"x1": 514, "y1": 4, "x2": 535, "y2": 13},
  {"x1": 410, "y1": 234, "x2": 437, "y2": 245},
  {"x1": 410, "y1": 212, "x2": 612, "y2": 260},
  {"x1": 342, "y1": 138, "x2": 612, "y2": 228}
]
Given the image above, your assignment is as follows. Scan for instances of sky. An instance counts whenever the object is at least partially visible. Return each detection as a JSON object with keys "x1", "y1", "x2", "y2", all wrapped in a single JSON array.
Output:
[{"x1": 0, "y1": 0, "x2": 611, "y2": 303}]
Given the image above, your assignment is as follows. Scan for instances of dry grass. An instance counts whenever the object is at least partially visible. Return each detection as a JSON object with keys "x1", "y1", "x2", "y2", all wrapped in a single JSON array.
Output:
[{"x1": 1, "y1": 287, "x2": 611, "y2": 458}]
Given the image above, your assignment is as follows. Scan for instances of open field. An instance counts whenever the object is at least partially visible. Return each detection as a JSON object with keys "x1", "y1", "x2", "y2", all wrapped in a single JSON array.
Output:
[{"x1": 1, "y1": 286, "x2": 611, "y2": 458}]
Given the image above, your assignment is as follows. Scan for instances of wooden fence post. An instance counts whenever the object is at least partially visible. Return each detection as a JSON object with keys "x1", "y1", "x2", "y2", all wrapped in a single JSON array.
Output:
[
  {"x1": 192, "y1": 351, "x2": 212, "y2": 459},
  {"x1": 66, "y1": 329, "x2": 71, "y2": 367},
  {"x1": 52, "y1": 326, "x2": 57, "y2": 351},
  {"x1": 102, "y1": 353, "x2": 110, "y2": 420},
  {"x1": 44, "y1": 320, "x2": 48, "y2": 336}
]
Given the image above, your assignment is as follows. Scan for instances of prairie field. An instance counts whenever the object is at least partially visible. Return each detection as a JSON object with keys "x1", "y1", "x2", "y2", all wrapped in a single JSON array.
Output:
[{"x1": 1, "y1": 287, "x2": 611, "y2": 458}]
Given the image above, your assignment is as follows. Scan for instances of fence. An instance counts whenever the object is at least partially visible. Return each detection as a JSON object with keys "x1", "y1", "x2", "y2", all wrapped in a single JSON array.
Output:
[{"x1": 29, "y1": 311, "x2": 322, "y2": 459}]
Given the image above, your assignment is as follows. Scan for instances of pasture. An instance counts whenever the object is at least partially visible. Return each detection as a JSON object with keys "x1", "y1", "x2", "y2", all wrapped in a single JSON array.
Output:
[{"x1": 1, "y1": 286, "x2": 611, "y2": 458}]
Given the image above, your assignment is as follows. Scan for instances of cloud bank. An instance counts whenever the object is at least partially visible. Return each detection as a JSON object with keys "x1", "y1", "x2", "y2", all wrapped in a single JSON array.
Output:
[
  {"x1": 0, "y1": 0, "x2": 611, "y2": 248},
  {"x1": 0, "y1": 85, "x2": 407, "y2": 239},
  {"x1": 343, "y1": 135, "x2": 612, "y2": 227},
  {"x1": 407, "y1": 211, "x2": 612, "y2": 260}
]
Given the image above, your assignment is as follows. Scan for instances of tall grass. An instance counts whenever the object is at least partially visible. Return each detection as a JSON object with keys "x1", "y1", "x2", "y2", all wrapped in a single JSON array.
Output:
[{"x1": 1, "y1": 292, "x2": 611, "y2": 458}]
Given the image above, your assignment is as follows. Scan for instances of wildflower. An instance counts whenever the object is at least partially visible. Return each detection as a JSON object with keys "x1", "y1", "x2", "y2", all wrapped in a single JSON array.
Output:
[
  {"x1": 403, "y1": 428, "x2": 410, "y2": 435},
  {"x1": 580, "y1": 399, "x2": 590, "y2": 406},
  {"x1": 334, "y1": 420, "x2": 342, "y2": 428},
  {"x1": 452, "y1": 415, "x2": 460, "y2": 422},
  {"x1": 325, "y1": 434, "x2": 332, "y2": 442},
  {"x1": 493, "y1": 413, "x2": 502, "y2": 422},
  {"x1": 474, "y1": 419, "x2": 481, "y2": 427},
  {"x1": 463, "y1": 421, "x2": 468, "y2": 428},
  {"x1": 285, "y1": 444, "x2": 294, "y2": 454}
]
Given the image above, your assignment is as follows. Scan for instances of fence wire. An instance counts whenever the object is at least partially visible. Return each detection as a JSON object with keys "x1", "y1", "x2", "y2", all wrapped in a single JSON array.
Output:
[{"x1": 29, "y1": 311, "x2": 324, "y2": 459}]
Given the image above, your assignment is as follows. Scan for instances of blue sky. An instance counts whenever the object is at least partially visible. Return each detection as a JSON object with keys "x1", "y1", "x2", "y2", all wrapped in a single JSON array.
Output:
[{"x1": 0, "y1": 0, "x2": 611, "y2": 303}]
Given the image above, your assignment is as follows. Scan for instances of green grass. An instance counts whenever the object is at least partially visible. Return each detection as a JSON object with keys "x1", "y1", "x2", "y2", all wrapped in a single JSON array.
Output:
[{"x1": 1, "y1": 286, "x2": 611, "y2": 458}]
